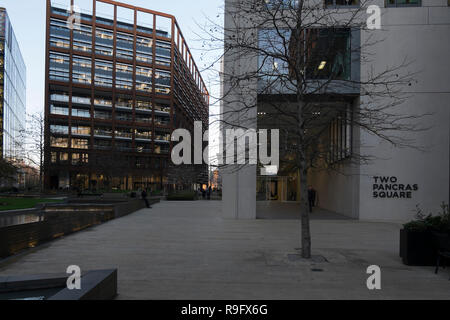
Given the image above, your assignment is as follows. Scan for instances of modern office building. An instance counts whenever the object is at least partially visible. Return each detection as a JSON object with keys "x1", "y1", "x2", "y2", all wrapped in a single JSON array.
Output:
[
  {"x1": 222, "y1": 0, "x2": 450, "y2": 222},
  {"x1": 44, "y1": 0, "x2": 209, "y2": 191},
  {"x1": 0, "y1": 8, "x2": 27, "y2": 161}
]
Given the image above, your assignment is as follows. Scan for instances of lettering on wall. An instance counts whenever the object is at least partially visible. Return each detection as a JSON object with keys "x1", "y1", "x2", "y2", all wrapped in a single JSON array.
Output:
[{"x1": 373, "y1": 176, "x2": 418, "y2": 199}]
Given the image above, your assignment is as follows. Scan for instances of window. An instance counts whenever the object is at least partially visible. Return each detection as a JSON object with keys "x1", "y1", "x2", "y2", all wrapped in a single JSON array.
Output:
[
  {"x1": 115, "y1": 128, "x2": 133, "y2": 139},
  {"x1": 116, "y1": 31, "x2": 134, "y2": 60},
  {"x1": 94, "y1": 127, "x2": 113, "y2": 137},
  {"x1": 49, "y1": 52, "x2": 70, "y2": 82},
  {"x1": 73, "y1": 25, "x2": 92, "y2": 53},
  {"x1": 385, "y1": 0, "x2": 420, "y2": 6},
  {"x1": 72, "y1": 138, "x2": 89, "y2": 149},
  {"x1": 116, "y1": 97, "x2": 133, "y2": 109},
  {"x1": 94, "y1": 110, "x2": 112, "y2": 120},
  {"x1": 116, "y1": 63, "x2": 133, "y2": 90},
  {"x1": 154, "y1": 103, "x2": 170, "y2": 113},
  {"x1": 328, "y1": 105, "x2": 352, "y2": 164},
  {"x1": 73, "y1": 56, "x2": 92, "y2": 84},
  {"x1": 72, "y1": 153, "x2": 89, "y2": 165},
  {"x1": 72, "y1": 108, "x2": 91, "y2": 118},
  {"x1": 264, "y1": 0, "x2": 298, "y2": 9},
  {"x1": 96, "y1": 28, "x2": 114, "y2": 56},
  {"x1": 51, "y1": 137, "x2": 69, "y2": 148},
  {"x1": 50, "y1": 125, "x2": 69, "y2": 135},
  {"x1": 325, "y1": 0, "x2": 359, "y2": 7},
  {"x1": 72, "y1": 95, "x2": 91, "y2": 105},
  {"x1": 95, "y1": 60, "x2": 113, "y2": 87},
  {"x1": 116, "y1": 112, "x2": 133, "y2": 122},
  {"x1": 136, "y1": 100, "x2": 152, "y2": 111},
  {"x1": 135, "y1": 129, "x2": 152, "y2": 141},
  {"x1": 155, "y1": 70, "x2": 171, "y2": 95},
  {"x1": 155, "y1": 41, "x2": 171, "y2": 66},
  {"x1": 50, "y1": 105, "x2": 69, "y2": 115},
  {"x1": 94, "y1": 140, "x2": 112, "y2": 150},
  {"x1": 72, "y1": 126, "x2": 91, "y2": 136},
  {"x1": 136, "y1": 66, "x2": 153, "y2": 92},
  {"x1": 155, "y1": 131, "x2": 171, "y2": 141}
]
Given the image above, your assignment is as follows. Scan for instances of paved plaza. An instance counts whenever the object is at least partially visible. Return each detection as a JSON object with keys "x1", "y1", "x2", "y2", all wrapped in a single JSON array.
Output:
[{"x1": 0, "y1": 201, "x2": 449, "y2": 299}]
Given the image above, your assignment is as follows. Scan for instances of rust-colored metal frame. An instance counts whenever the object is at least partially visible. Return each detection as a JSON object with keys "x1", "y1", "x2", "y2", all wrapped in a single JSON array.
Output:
[{"x1": 44, "y1": 0, "x2": 209, "y2": 189}]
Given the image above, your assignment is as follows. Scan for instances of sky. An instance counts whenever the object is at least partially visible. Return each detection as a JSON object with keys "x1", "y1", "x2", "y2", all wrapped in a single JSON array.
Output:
[{"x1": 1, "y1": 0, "x2": 223, "y2": 116}]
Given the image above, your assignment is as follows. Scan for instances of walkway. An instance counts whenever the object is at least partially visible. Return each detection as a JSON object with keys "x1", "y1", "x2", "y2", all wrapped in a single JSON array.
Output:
[
  {"x1": 256, "y1": 202, "x2": 351, "y2": 220},
  {"x1": 0, "y1": 201, "x2": 449, "y2": 299}
]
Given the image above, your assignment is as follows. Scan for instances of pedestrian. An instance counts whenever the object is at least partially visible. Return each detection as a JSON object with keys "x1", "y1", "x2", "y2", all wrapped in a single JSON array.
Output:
[
  {"x1": 308, "y1": 186, "x2": 317, "y2": 213},
  {"x1": 207, "y1": 186, "x2": 212, "y2": 200},
  {"x1": 202, "y1": 188, "x2": 206, "y2": 199},
  {"x1": 141, "y1": 189, "x2": 150, "y2": 208}
]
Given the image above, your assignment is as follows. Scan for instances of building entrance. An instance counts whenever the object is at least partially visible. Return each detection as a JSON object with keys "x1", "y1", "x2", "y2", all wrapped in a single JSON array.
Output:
[{"x1": 256, "y1": 175, "x2": 300, "y2": 202}]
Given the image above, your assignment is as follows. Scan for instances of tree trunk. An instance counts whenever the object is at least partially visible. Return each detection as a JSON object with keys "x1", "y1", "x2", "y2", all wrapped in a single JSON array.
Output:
[
  {"x1": 300, "y1": 166, "x2": 311, "y2": 258},
  {"x1": 297, "y1": 99, "x2": 312, "y2": 259}
]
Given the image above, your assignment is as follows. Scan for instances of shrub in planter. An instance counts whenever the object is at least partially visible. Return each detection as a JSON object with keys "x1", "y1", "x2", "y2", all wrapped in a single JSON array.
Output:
[{"x1": 400, "y1": 203, "x2": 450, "y2": 266}]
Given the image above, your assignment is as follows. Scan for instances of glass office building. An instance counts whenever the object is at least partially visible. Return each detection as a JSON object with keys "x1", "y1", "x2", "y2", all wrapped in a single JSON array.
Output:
[
  {"x1": 0, "y1": 8, "x2": 27, "y2": 161},
  {"x1": 44, "y1": 0, "x2": 209, "y2": 191}
]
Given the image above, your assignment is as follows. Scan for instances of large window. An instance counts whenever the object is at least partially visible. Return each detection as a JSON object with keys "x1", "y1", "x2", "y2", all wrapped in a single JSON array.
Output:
[
  {"x1": 50, "y1": 137, "x2": 69, "y2": 148},
  {"x1": 116, "y1": 63, "x2": 133, "y2": 90},
  {"x1": 116, "y1": 31, "x2": 134, "y2": 60},
  {"x1": 386, "y1": 0, "x2": 420, "y2": 6},
  {"x1": 50, "y1": 125, "x2": 69, "y2": 135},
  {"x1": 258, "y1": 28, "x2": 351, "y2": 82},
  {"x1": 95, "y1": 60, "x2": 113, "y2": 87},
  {"x1": 72, "y1": 56, "x2": 92, "y2": 84},
  {"x1": 136, "y1": 66, "x2": 153, "y2": 92},
  {"x1": 73, "y1": 24, "x2": 92, "y2": 53},
  {"x1": 137, "y1": 36, "x2": 153, "y2": 63},
  {"x1": 49, "y1": 52, "x2": 70, "y2": 82},
  {"x1": 71, "y1": 138, "x2": 89, "y2": 150},
  {"x1": 302, "y1": 28, "x2": 351, "y2": 80},
  {"x1": 328, "y1": 105, "x2": 352, "y2": 164},
  {"x1": 155, "y1": 40, "x2": 171, "y2": 66}
]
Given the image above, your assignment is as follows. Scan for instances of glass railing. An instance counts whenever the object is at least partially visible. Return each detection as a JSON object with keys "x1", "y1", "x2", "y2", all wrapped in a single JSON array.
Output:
[
  {"x1": 50, "y1": 94, "x2": 69, "y2": 103},
  {"x1": 115, "y1": 132, "x2": 133, "y2": 139},
  {"x1": 94, "y1": 130, "x2": 113, "y2": 137}
]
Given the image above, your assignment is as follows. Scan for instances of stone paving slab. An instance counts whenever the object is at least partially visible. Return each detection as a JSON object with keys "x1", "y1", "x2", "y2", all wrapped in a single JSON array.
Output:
[{"x1": 0, "y1": 201, "x2": 448, "y2": 300}]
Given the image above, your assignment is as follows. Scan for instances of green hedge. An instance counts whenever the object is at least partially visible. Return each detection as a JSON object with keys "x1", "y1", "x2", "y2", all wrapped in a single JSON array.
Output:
[
  {"x1": 0, "y1": 198, "x2": 63, "y2": 211},
  {"x1": 166, "y1": 192, "x2": 197, "y2": 201}
]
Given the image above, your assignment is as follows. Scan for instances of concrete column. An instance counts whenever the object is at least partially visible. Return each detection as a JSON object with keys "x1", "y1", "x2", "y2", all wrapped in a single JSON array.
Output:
[{"x1": 222, "y1": 165, "x2": 256, "y2": 219}]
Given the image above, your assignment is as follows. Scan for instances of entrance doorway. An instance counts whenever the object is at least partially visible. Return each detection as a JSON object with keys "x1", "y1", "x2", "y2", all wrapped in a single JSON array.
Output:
[{"x1": 256, "y1": 175, "x2": 300, "y2": 202}]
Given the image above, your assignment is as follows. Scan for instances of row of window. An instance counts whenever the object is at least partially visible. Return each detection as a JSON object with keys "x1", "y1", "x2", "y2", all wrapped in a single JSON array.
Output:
[
  {"x1": 50, "y1": 105, "x2": 170, "y2": 124},
  {"x1": 50, "y1": 52, "x2": 169, "y2": 92},
  {"x1": 50, "y1": 125, "x2": 159, "y2": 140},
  {"x1": 50, "y1": 18, "x2": 171, "y2": 65},
  {"x1": 50, "y1": 93, "x2": 171, "y2": 111},
  {"x1": 50, "y1": 137, "x2": 170, "y2": 153}
]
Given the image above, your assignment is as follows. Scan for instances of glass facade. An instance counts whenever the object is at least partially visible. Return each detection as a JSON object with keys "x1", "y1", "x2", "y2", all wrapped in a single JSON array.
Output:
[
  {"x1": 0, "y1": 8, "x2": 26, "y2": 160},
  {"x1": 45, "y1": 1, "x2": 209, "y2": 191}
]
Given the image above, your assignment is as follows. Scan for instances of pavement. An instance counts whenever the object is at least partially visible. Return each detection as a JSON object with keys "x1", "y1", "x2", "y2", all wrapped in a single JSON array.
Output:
[
  {"x1": 0, "y1": 200, "x2": 449, "y2": 300},
  {"x1": 256, "y1": 202, "x2": 351, "y2": 220}
]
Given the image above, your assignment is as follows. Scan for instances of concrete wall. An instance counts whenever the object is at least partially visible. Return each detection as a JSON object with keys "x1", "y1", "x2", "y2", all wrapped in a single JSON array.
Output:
[
  {"x1": 222, "y1": 0, "x2": 450, "y2": 221},
  {"x1": 357, "y1": 0, "x2": 450, "y2": 221}
]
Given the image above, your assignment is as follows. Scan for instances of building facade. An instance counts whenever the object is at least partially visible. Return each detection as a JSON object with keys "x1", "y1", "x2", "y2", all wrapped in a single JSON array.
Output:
[
  {"x1": 222, "y1": 0, "x2": 450, "y2": 222},
  {"x1": 44, "y1": 0, "x2": 209, "y2": 191},
  {"x1": 0, "y1": 8, "x2": 27, "y2": 162}
]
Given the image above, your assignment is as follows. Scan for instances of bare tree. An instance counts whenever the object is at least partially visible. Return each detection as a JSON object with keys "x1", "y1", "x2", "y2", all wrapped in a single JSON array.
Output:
[
  {"x1": 14, "y1": 112, "x2": 45, "y2": 192},
  {"x1": 199, "y1": 0, "x2": 427, "y2": 258}
]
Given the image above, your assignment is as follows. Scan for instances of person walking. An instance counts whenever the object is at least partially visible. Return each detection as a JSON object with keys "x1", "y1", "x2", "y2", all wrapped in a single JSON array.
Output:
[
  {"x1": 207, "y1": 186, "x2": 212, "y2": 200},
  {"x1": 307, "y1": 186, "x2": 317, "y2": 213},
  {"x1": 141, "y1": 189, "x2": 150, "y2": 208}
]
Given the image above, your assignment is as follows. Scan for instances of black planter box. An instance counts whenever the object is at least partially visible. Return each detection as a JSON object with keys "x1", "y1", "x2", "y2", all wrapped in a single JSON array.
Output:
[{"x1": 400, "y1": 229, "x2": 437, "y2": 266}]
